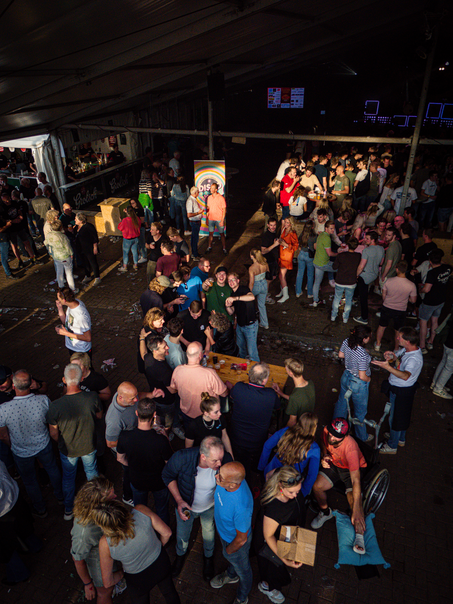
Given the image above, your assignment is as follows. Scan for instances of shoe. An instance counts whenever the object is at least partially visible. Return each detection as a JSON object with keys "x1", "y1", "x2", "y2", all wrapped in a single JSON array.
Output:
[
  {"x1": 295, "y1": 292, "x2": 302, "y2": 298},
  {"x1": 184, "y1": 231, "x2": 192, "y2": 236},
  {"x1": 275, "y1": 290, "x2": 283, "y2": 298},
  {"x1": 365, "y1": 434, "x2": 374, "y2": 443},
  {"x1": 373, "y1": 286, "x2": 381, "y2": 295},
  {"x1": 258, "y1": 582, "x2": 285, "y2": 604},
  {"x1": 383, "y1": 433, "x2": 405, "y2": 446},
  {"x1": 426, "y1": 343, "x2": 433, "y2": 350},
  {"x1": 57, "y1": 498, "x2": 65, "y2": 505},
  {"x1": 309, "y1": 301, "x2": 318, "y2": 307},
  {"x1": 329, "y1": 279, "x2": 336, "y2": 288},
  {"x1": 433, "y1": 387, "x2": 453, "y2": 400},
  {"x1": 203, "y1": 555, "x2": 215, "y2": 582},
  {"x1": 32, "y1": 508, "x2": 48, "y2": 519},
  {"x1": 232, "y1": 599, "x2": 248, "y2": 604},
  {"x1": 6, "y1": 273, "x2": 18, "y2": 279},
  {"x1": 311, "y1": 507, "x2": 333, "y2": 529},
  {"x1": 223, "y1": 248, "x2": 228, "y2": 255},
  {"x1": 210, "y1": 570, "x2": 239, "y2": 588},
  {"x1": 331, "y1": 316, "x2": 336, "y2": 322},
  {"x1": 172, "y1": 554, "x2": 186, "y2": 578},
  {"x1": 72, "y1": 288, "x2": 79, "y2": 294},
  {"x1": 277, "y1": 286, "x2": 289, "y2": 303},
  {"x1": 206, "y1": 247, "x2": 212, "y2": 253},
  {"x1": 379, "y1": 443, "x2": 397, "y2": 454},
  {"x1": 17, "y1": 260, "x2": 25, "y2": 269},
  {"x1": 82, "y1": 276, "x2": 91, "y2": 284},
  {"x1": 375, "y1": 311, "x2": 381, "y2": 317},
  {"x1": 118, "y1": 266, "x2": 128, "y2": 273},
  {"x1": 172, "y1": 426, "x2": 185, "y2": 439},
  {"x1": 122, "y1": 497, "x2": 134, "y2": 506},
  {"x1": 266, "y1": 295, "x2": 275, "y2": 305},
  {"x1": 307, "y1": 294, "x2": 313, "y2": 298},
  {"x1": 430, "y1": 383, "x2": 450, "y2": 392},
  {"x1": 93, "y1": 278, "x2": 102, "y2": 286},
  {"x1": 64, "y1": 510, "x2": 74, "y2": 521},
  {"x1": 421, "y1": 348, "x2": 428, "y2": 355},
  {"x1": 138, "y1": 256, "x2": 148, "y2": 263},
  {"x1": 133, "y1": 265, "x2": 138, "y2": 270},
  {"x1": 353, "y1": 317, "x2": 368, "y2": 325},
  {"x1": 31, "y1": 257, "x2": 45, "y2": 265},
  {"x1": 259, "y1": 324, "x2": 269, "y2": 330},
  {"x1": 343, "y1": 318, "x2": 349, "y2": 324},
  {"x1": 374, "y1": 343, "x2": 381, "y2": 352}
]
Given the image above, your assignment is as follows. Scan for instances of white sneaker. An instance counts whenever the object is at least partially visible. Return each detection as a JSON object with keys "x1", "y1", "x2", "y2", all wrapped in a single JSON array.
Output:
[
  {"x1": 138, "y1": 257, "x2": 148, "y2": 264},
  {"x1": 184, "y1": 231, "x2": 192, "y2": 236},
  {"x1": 81, "y1": 276, "x2": 91, "y2": 284},
  {"x1": 309, "y1": 301, "x2": 318, "y2": 307},
  {"x1": 311, "y1": 507, "x2": 333, "y2": 529},
  {"x1": 118, "y1": 266, "x2": 128, "y2": 273},
  {"x1": 307, "y1": 294, "x2": 313, "y2": 298},
  {"x1": 433, "y1": 387, "x2": 453, "y2": 400},
  {"x1": 93, "y1": 278, "x2": 102, "y2": 286},
  {"x1": 258, "y1": 582, "x2": 285, "y2": 604},
  {"x1": 380, "y1": 443, "x2": 397, "y2": 454}
]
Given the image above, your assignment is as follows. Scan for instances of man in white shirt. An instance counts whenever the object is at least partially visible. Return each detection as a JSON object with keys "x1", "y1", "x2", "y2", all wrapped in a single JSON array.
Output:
[
  {"x1": 372, "y1": 327, "x2": 423, "y2": 454},
  {"x1": 55, "y1": 287, "x2": 92, "y2": 357},
  {"x1": 391, "y1": 179, "x2": 418, "y2": 215},
  {"x1": 419, "y1": 170, "x2": 438, "y2": 227},
  {"x1": 169, "y1": 151, "x2": 181, "y2": 177}
]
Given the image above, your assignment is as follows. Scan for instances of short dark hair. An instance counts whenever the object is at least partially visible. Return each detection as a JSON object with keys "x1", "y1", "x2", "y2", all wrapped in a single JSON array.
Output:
[
  {"x1": 404, "y1": 207, "x2": 414, "y2": 217},
  {"x1": 58, "y1": 287, "x2": 76, "y2": 303},
  {"x1": 167, "y1": 318, "x2": 183, "y2": 337},
  {"x1": 346, "y1": 237, "x2": 359, "y2": 250},
  {"x1": 317, "y1": 208, "x2": 327, "y2": 217},
  {"x1": 386, "y1": 226, "x2": 398, "y2": 237},
  {"x1": 325, "y1": 220, "x2": 335, "y2": 229},
  {"x1": 268, "y1": 217, "x2": 278, "y2": 225},
  {"x1": 396, "y1": 260, "x2": 408, "y2": 273},
  {"x1": 146, "y1": 334, "x2": 165, "y2": 352},
  {"x1": 398, "y1": 326, "x2": 419, "y2": 346},
  {"x1": 137, "y1": 397, "x2": 156, "y2": 421},
  {"x1": 400, "y1": 222, "x2": 412, "y2": 236},
  {"x1": 367, "y1": 231, "x2": 378, "y2": 242},
  {"x1": 430, "y1": 249, "x2": 444, "y2": 264},
  {"x1": 423, "y1": 228, "x2": 434, "y2": 239}
]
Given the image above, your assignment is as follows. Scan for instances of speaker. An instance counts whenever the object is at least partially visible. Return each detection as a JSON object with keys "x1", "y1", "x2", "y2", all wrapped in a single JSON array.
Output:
[{"x1": 208, "y1": 73, "x2": 225, "y2": 101}]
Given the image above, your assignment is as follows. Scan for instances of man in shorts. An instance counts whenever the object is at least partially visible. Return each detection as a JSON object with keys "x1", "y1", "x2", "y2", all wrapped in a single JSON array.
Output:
[
  {"x1": 311, "y1": 418, "x2": 367, "y2": 551},
  {"x1": 206, "y1": 183, "x2": 227, "y2": 255}
]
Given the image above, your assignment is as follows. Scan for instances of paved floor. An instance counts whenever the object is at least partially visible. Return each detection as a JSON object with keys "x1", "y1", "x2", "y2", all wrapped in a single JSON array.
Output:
[{"x1": 1, "y1": 143, "x2": 453, "y2": 603}]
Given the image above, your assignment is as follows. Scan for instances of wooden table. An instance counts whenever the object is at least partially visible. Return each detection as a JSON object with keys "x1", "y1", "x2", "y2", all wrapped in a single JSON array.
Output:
[{"x1": 206, "y1": 352, "x2": 288, "y2": 389}]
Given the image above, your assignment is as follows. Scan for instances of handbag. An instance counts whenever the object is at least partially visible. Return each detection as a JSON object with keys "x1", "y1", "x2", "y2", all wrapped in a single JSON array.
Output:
[{"x1": 259, "y1": 543, "x2": 285, "y2": 567}]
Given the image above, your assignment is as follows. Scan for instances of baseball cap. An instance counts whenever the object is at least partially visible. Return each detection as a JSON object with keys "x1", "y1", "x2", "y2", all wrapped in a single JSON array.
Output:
[
  {"x1": 156, "y1": 275, "x2": 171, "y2": 288},
  {"x1": 0, "y1": 365, "x2": 12, "y2": 384},
  {"x1": 215, "y1": 266, "x2": 228, "y2": 275},
  {"x1": 327, "y1": 418, "x2": 349, "y2": 438}
]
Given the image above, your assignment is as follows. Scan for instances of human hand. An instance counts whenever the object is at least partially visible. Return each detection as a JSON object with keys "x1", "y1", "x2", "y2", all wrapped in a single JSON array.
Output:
[
  {"x1": 225, "y1": 297, "x2": 234, "y2": 307},
  {"x1": 177, "y1": 501, "x2": 192, "y2": 521},
  {"x1": 139, "y1": 327, "x2": 147, "y2": 339},
  {"x1": 151, "y1": 388, "x2": 165, "y2": 398},
  {"x1": 56, "y1": 299, "x2": 63, "y2": 311},
  {"x1": 55, "y1": 325, "x2": 65, "y2": 336},
  {"x1": 321, "y1": 456, "x2": 332, "y2": 468},
  {"x1": 30, "y1": 378, "x2": 40, "y2": 391},
  {"x1": 351, "y1": 509, "x2": 366, "y2": 534},
  {"x1": 283, "y1": 558, "x2": 303, "y2": 568},
  {"x1": 371, "y1": 359, "x2": 391, "y2": 370},
  {"x1": 84, "y1": 582, "x2": 96, "y2": 600},
  {"x1": 272, "y1": 383, "x2": 283, "y2": 395}
]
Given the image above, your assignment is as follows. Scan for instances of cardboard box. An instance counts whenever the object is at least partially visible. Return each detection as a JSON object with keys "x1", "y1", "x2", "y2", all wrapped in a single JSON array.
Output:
[{"x1": 276, "y1": 525, "x2": 317, "y2": 566}]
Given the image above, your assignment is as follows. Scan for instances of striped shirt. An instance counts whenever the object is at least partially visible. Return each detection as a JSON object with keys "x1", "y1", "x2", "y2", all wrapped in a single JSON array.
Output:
[{"x1": 340, "y1": 338, "x2": 371, "y2": 378}]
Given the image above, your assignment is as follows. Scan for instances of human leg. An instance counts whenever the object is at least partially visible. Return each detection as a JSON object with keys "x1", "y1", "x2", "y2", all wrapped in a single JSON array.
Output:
[
  {"x1": 313, "y1": 265, "x2": 324, "y2": 303},
  {"x1": 343, "y1": 285, "x2": 356, "y2": 321},
  {"x1": 152, "y1": 487, "x2": 170, "y2": 525},
  {"x1": 0, "y1": 241, "x2": 12, "y2": 276},
  {"x1": 419, "y1": 318, "x2": 428, "y2": 349},
  {"x1": 349, "y1": 378, "x2": 370, "y2": 441},
  {"x1": 12, "y1": 452, "x2": 47, "y2": 514},
  {"x1": 306, "y1": 256, "x2": 314, "y2": 296},
  {"x1": 190, "y1": 220, "x2": 201, "y2": 257},
  {"x1": 333, "y1": 371, "x2": 352, "y2": 420},
  {"x1": 54, "y1": 259, "x2": 65, "y2": 288},
  {"x1": 199, "y1": 505, "x2": 216, "y2": 557},
  {"x1": 295, "y1": 250, "x2": 306, "y2": 296},
  {"x1": 138, "y1": 226, "x2": 147, "y2": 258},
  {"x1": 312, "y1": 473, "x2": 332, "y2": 510},
  {"x1": 279, "y1": 267, "x2": 287, "y2": 289},
  {"x1": 356, "y1": 276, "x2": 369, "y2": 321},
  {"x1": 175, "y1": 508, "x2": 195, "y2": 555},
  {"x1": 331, "y1": 284, "x2": 344, "y2": 320},
  {"x1": 59, "y1": 452, "x2": 79, "y2": 512},
  {"x1": 62, "y1": 258, "x2": 76, "y2": 291},
  {"x1": 387, "y1": 392, "x2": 404, "y2": 449},
  {"x1": 80, "y1": 450, "x2": 98, "y2": 480},
  {"x1": 122, "y1": 238, "x2": 133, "y2": 267},
  {"x1": 243, "y1": 321, "x2": 260, "y2": 362},
  {"x1": 253, "y1": 280, "x2": 268, "y2": 329},
  {"x1": 86, "y1": 251, "x2": 100, "y2": 278},
  {"x1": 235, "y1": 324, "x2": 247, "y2": 359},
  {"x1": 36, "y1": 440, "x2": 63, "y2": 501},
  {"x1": 433, "y1": 345, "x2": 453, "y2": 389},
  {"x1": 220, "y1": 532, "x2": 253, "y2": 602}
]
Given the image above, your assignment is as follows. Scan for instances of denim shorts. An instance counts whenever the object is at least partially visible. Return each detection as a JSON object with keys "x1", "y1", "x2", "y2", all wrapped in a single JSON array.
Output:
[
  {"x1": 419, "y1": 302, "x2": 444, "y2": 321},
  {"x1": 208, "y1": 219, "x2": 224, "y2": 233}
]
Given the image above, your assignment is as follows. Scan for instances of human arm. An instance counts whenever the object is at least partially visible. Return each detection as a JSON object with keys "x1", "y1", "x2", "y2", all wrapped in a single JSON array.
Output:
[
  {"x1": 272, "y1": 382, "x2": 289, "y2": 400},
  {"x1": 350, "y1": 469, "x2": 366, "y2": 533},
  {"x1": 257, "y1": 428, "x2": 286, "y2": 471},
  {"x1": 55, "y1": 324, "x2": 92, "y2": 342},
  {"x1": 49, "y1": 424, "x2": 59, "y2": 442},
  {"x1": 358, "y1": 370, "x2": 371, "y2": 383},
  {"x1": 226, "y1": 529, "x2": 249, "y2": 554},
  {"x1": 184, "y1": 438, "x2": 194, "y2": 449},
  {"x1": 226, "y1": 292, "x2": 255, "y2": 304},
  {"x1": 262, "y1": 516, "x2": 303, "y2": 568},
  {"x1": 248, "y1": 267, "x2": 255, "y2": 292},
  {"x1": 261, "y1": 238, "x2": 280, "y2": 255},
  {"x1": 55, "y1": 299, "x2": 66, "y2": 324},
  {"x1": 371, "y1": 358, "x2": 413, "y2": 381},
  {"x1": 205, "y1": 326, "x2": 215, "y2": 348},
  {"x1": 166, "y1": 479, "x2": 192, "y2": 521},
  {"x1": 380, "y1": 258, "x2": 393, "y2": 281},
  {"x1": 116, "y1": 452, "x2": 128, "y2": 466},
  {"x1": 99, "y1": 537, "x2": 124, "y2": 589},
  {"x1": 357, "y1": 257, "x2": 367, "y2": 277},
  {"x1": 0, "y1": 426, "x2": 11, "y2": 448},
  {"x1": 72, "y1": 559, "x2": 97, "y2": 600},
  {"x1": 300, "y1": 445, "x2": 321, "y2": 496},
  {"x1": 325, "y1": 246, "x2": 337, "y2": 258},
  {"x1": 221, "y1": 428, "x2": 234, "y2": 458}
]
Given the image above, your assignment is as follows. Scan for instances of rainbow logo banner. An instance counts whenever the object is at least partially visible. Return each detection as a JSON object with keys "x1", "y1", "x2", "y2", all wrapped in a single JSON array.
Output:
[{"x1": 194, "y1": 160, "x2": 226, "y2": 237}]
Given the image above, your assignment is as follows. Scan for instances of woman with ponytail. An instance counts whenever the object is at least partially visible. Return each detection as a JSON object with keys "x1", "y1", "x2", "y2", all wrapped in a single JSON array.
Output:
[
  {"x1": 253, "y1": 466, "x2": 304, "y2": 603},
  {"x1": 258, "y1": 413, "x2": 320, "y2": 498},
  {"x1": 184, "y1": 393, "x2": 233, "y2": 457},
  {"x1": 333, "y1": 324, "x2": 372, "y2": 442}
]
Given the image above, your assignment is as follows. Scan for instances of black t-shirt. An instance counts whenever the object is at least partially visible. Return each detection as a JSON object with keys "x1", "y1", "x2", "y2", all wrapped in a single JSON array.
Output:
[
  {"x1": 108, "y1": 150, "x2": 125, "y2": 165},
  {"x1": 214, "y1": 324, "x2": 239, "y2": 356},
  {"x1": 262, "y1": 229, "x2": 279, "y2": 264},
  {"x1": 76, "y1": 223, "x2": 98, "y2": 254},
  {"x1": 140, "y1": 290, "x2": 163, "y2": 316},
  {"x1": 254, "y1": 496, "x2": 303, "y2": 554},
  {"x1": 414, "y1": 241, "x2": 437, "y2": 266},
  {"x1": 262, "y1": 190, "x2": 277, "y2": 217},
  {"x1": 401, "y1": 237, "x2": 415, "y2": 266},
  {"x1": 424, "y1": 264, "x2": 453, "y2": 306},
  {"x1": 146, "y1": 234, "x2": 167, "y2": 262},
  {"x1": 232, "y1": 285, "x2": 257, "y2": 326},
  {"x1": 19, "y1": 185, "x2": 34, "y2": 202},
  {"x1": 185, "y1": 415, "x2": 224, "y2": 447},
  {"x1": 0, "y1": 199, "x2": 27, "y2": 232},
  {"x1": 65, "y1": 166, "x2": 78, "y2": 182},
  {"x1": 60, "y1": 211, "x2": 76, "y2": 239},
  {"x1": 117, "y1": 428, "x2": 172, "y2": 491},
  {"x1": 177, "y1": 309, "x2": 210, "y2": 347},
  {"x1": 174, "y1": 239, "x2": 190, "y2": 260},
  {"x1": 80, "y1": 370, "x2": 109, "y2": 394},
  {"x1": 144, "y1": 354, "x2": 174, "y2": 405}
]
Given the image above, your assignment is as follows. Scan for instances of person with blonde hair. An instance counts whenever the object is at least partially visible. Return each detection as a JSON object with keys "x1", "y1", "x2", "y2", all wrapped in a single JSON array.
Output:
[
  {"x1": 272, "y1": 358, "x2": 316, "y2": 427},
  {"x1": 253, "y1": 466, "x2": 304, "y2": 603},
  {"x1": 71, "y1": 477, "x2": 119, "y2": 604},
  {"x1": 276, "y1": 217, "x2": 299, "y2": 304},
  {"x1": 94, "y1": 499, "x2": 179, "y2": 604},
  {"x1": 45, "y1": 218, "x2": 77, "y2": 291},
  {"x1": 295, "y1": 220, "x2": 316, "y2": 298},
  {"x1": 249, "y1": 248, "x2": 270, "y2": 329},
  {"x1": 258, "y1": 413, "x2": 320, "y2": 496},
  {"x1": 185, "y1": 393, "x2": 233, "y2": 455},
  {"x1": 43, "y1": 208, "x2": 60, "y2": 239}
]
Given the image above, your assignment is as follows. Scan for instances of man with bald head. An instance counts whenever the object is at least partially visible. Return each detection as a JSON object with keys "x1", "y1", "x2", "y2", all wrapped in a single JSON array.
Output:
[
  {"x1": 169, "y1": 341, "x2": 228, "y2": 427},
  {"x1": 211, "y1": 461, "x2": 253, "y2": 604},
  {"x1": 47, "y1": 364, "x2": 103, "y2": 520},
  {"x1": 105, "y1": 380, "x2": 163, "y2": 505},
  {"x1": 0, "y1": 369, "x2": 63, "y2": 518}
]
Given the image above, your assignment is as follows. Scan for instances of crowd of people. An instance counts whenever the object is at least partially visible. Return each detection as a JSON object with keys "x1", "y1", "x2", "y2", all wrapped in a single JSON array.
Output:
[{"x1": 0, "y1": 142, "x2": 452, "y2": 603}]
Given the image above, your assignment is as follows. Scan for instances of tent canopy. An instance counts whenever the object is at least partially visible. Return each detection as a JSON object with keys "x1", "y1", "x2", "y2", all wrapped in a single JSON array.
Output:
[
  {"x1": 0, "y1": 0, "x2": 451, "y2": 140},
  {"x1": 0, "y1": 135, "x2": 49, "y2": 149}
]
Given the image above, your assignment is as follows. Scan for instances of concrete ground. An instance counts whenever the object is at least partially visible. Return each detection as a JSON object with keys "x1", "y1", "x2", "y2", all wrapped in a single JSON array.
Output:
[{"x1": 1, "y1": 142, "x2": 453, "y2": 603}]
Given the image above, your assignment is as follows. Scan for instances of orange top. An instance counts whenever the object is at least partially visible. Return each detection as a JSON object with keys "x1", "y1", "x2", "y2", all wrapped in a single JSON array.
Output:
[
  {"x1": 279, "y1": 230, "x2": 299, "y2": 264},
  {"x1": 207, "y1": 193, "x2": 226, "y2": 222},
  {"x1": 323, "y1": 427, "x2": 367, "y2": 471}
]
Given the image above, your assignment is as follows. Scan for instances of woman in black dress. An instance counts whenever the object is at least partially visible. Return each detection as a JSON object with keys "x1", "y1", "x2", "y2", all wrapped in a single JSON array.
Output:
[
  {"x1": 184, "y1": 393, "x2": 233, "y2": 457},
  {"x1": 254, "y1": 466, "x2": 304, "y2": 604},
  {"x1": 75, "y1": 212, "x2": 101, "y2": 285}
]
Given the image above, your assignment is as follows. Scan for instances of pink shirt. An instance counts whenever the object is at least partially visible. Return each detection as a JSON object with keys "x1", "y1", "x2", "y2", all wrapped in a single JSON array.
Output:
[
  {"x1": 383, "y1": 277, "x2": 417, "y2": 311},
  {"x1": 170, "y1": 365, "x2": 228, "y2": 418},
  {"x1": 207, "y1": 193, "x2": 226, "y2": 222}
]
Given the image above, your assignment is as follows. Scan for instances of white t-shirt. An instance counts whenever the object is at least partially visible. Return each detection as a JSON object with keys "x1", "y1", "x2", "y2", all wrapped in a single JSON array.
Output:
[
  {"x1": 288, "y1": 195, "x2": 307, "y2": 216},
  {"x1": 65, "y1": 300, "x2": 92, "y2": 352},
  {"x1": 191, "y1": 466, "x2": 216, "y2": 513},
  {"x1": 276, "y1": 160, "x2": 290, "y2": 181},
  {"x1": 355, "y1": 169, "x2": 368, "y2": 183},
  {"x1": 421, "y1": 179, "x2": 437, "y2": 203},
  {"x1": 391, "y1": 186, "x2": 418, "y2": 214},
  {"x1": 389, "y1": 348, "x2": 423, "y2": 387},
  {"x1": 377, "y1": 167, "x2": 387, "y2": 192}
]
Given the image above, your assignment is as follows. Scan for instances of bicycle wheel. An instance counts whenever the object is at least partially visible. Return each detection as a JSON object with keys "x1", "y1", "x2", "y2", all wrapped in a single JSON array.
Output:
[{"x1": 363, "y1": 468, "x2": 390, "y2": 515}]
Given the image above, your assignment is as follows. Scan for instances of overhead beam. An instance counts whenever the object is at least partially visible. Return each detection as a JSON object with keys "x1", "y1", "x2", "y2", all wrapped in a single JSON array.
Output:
[{"x1": 0, "y1": 0, "x2": 284, "y2": 116}]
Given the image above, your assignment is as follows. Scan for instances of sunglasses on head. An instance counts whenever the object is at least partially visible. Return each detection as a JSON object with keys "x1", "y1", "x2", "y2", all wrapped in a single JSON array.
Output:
[{"x1": 283, "y1": 473, "x2": 302, "y2": 486}]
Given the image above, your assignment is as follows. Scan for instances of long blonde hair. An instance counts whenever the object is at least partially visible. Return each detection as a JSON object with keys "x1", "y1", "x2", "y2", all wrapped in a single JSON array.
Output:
[
  {"x1": 92, "y1": 500, "x2": 136, "y2": 547},
  {"x1": 276, "y1": 413, "x2": 318, "y2": 465},
  {"x1": 261, "y1": 466, "x2": 303, "y2": 506},
  {"x1": 73, "y1": 476, "x2": 113, "y2": 526},
  {"x1": 281, "y1": 216, "x2": 296, "y2": 234},
  {"x1": 250, "y1": 248, "x2": 269, "y2": 270}
]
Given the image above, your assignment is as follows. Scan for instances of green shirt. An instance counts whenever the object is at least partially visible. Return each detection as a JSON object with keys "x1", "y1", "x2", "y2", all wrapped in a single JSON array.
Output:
[
  {"x1": 314, "y1": 232, "x2": 332, "y2": 267},
  {"x1": 205, "y1": 282, "x2": 233, "y2": 321},
  {"x1": 285, "y1": 381, "x2": 316, "y2": 420},
  {"x1": 384, "y1": 240, "x2": 402, "y2": 279}
]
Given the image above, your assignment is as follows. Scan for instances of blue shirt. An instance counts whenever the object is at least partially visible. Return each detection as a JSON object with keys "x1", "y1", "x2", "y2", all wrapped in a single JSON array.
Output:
[
  {"x1": 177, "y1": 275, "x2": 203, "y2": 311},
  {"x1": 214, "y1": 481, "x2": 253, "y2": 543},
  {"x1": 190, "y1": 267, "x2": 210, "y2": 283}
]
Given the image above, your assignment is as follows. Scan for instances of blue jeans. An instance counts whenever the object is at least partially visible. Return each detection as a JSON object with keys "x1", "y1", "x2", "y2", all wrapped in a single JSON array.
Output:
[
  {"x1": 419, "y1": 202, "x2": 435, "y2": 228},
  {"x1": 236, "y1": 321, "x2": 260, "y2": 362},
  {"x1": 175, "y1": 199, "x2": 190, "y2": 232},
  {"x1": 138, "y1": 226, "x2": 147, "y2": 259},
  {"x1": 60, "y1": 450, "x2": 98, "y2": 512},
  {"x1": 123, "y1": 237, "x2": 139, "y2": 266},
  {"x1": 190, "y1": 220, "x2": 201, "y2": 257},
  {"x1": 281, "y1": 205, "x2": 290, "y2": 219},
  {"x1": 313, "y1": 262, "x2": 335, "y2": 303},
  {"x1": 130, "y1": 485, "x2": 170, "y2": 524},
  {"x1": 296, "y1": 249, "x2": 314, "y2": 296},
  {"x1": 220, "y1": 531, "x2": 253, "y2": 602},
  {"x1": 331, "y1": 284, "x2": 356, "y2": 321},
  {"x1": 12, "y1": 440, "x2": 63, "y2": 514},
  {"x1": 176, "y1": 504, "x2": 215, "y2": 557},
  {"x1": 252, "y1": 279, "x2": 268, "y2": 329},
  {"x1": 388, "y1": 391, "x2": 406, "y2": 449},
  {"x1": 0, "y1": 240, "x2": 12, "y2": 276},
  {"x1": 144, "y1": 206, "x2": 154, "y2": 226},
  {"x1": 333, "y1": 370, "x2": 370, "y2": 441}
]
